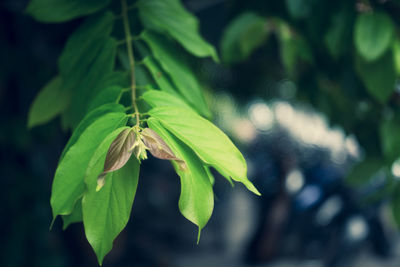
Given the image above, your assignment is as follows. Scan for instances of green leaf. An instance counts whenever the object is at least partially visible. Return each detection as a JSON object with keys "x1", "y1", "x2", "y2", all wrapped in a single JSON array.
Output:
[
  {"x1": 28, "y1": 76, "x2": 69, "y2": 128},
  {"x1": 354, "y1": 12, "x2": 394, "y2": 62},
  {"x1": 99, "y1": 71, "x2": 131, "y2": 89},
  {"x1": 220, "y1": 12, "x2": 268, "y2": 64},
  {"x1": 346, "y1": 157, "x2": 384, "y2": 186},
  {"x1": 61, "y1": 38, "x2": 105, "y2": 95},
  {"x1": 62, "y1": 199, "x2": 82, "y2": 230},
  {"x1": 141, "y1": 90, "x2": 193, "y2": 111},
  {"x1": 141, "y1": 31, "x2": 211, "y2": 118},
  {"x1": 57, "y1": 12, "x2": 118, "y2": 129},
  {"x1": 26, "y1": 0, "x2": 112, "y2": 23},
  {"x1": 147, "y1": 118, "x2": 214, "y2": 231},
  {"x1": 82, "y1": 127, "x2": 139, "y2": 265},
  {"x1": 87, "y1": 86, "x2": 123, "y2": 112},
  {"x1": 59, "y1": 12, "x2": 114, "y2": 82},
  {"x1": 83, "y1": 127, "x2": 129, "y2": 187},
  {"x1": 380, "y1": 118, "x2": 400, "y2": 163},
  {"x1": 355, "y1": 51, "x2": 396, "y2": 103},
  {"x1": 142, "y1": 57, "x2": 180, "y2": 97},
  {"x1": 62, "y1": 37, "x2": 118, "y2": 128},
  {"x1": 135, "y1": 64, "x2": 154, "y2": 88},
  {"x1": 137, "y1": 0, "x2": 218, "y2": 61},
  {"x1": 51, "y1": 112, "x2": 128, "y2": 221},
  {"x1": 148, "y1": 106, "x2": 260, "y2": 195},
  {"x1": 204, "y1": 165, "x2": 215, "y2": 186},
  {"x1": 60, "y1": 103, "x2": 125, "y2": 160}
]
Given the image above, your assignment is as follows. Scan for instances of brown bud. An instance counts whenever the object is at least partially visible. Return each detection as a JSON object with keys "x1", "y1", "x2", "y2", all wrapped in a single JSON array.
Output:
[
  {"x1": 141, "y1": 128, "x2": 180, "y2": 161},
  {"x1": 103, "y1": 128, "x2": 136, "y2": 173},
  {"x1": 96, "y1": 128, "x2": 136, "y2": 191},
  {"x1": 141, "y1": 128, "x2": 187, "y2": 170}
]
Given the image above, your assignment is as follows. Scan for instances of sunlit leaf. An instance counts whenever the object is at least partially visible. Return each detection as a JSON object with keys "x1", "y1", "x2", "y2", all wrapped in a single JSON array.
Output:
[
  {"x1": 51, "y1": 112, "x2": 128, "y2": 220},
  {"x1": 141, "y1": 90, "x2": 193, "y2": 111},
  {"x1": 141, "y1": 31, "x2": 211, "y2": 118},
  {"x1": 204, "y1": 166, "x2": 215, "y2": 186},
  {"x1": 82, "y1": 127, "x2": 139, "y2": 265},
  {"x1": 60, "y1": 103, "x2": 125, "y2": 160},
  {"x1": 142, "y1": 56, "x2": 180, "y2": 96},
  {"x1": 147, "y1": 118, "x2": 213, "y2": 232},
  {"x1": 137, "y1": 0, "x2": 218, "y2": 61},
  {"x1": 149, "y1": 106, "x2": 260, "y2": 195}
]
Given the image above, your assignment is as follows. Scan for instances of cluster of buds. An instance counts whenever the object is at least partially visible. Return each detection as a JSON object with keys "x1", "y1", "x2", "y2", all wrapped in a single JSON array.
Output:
[
  {"x1": 96, "y1": 126, "x2": 185, "y2": 191},
  {"x1": 131, "y1": 128, "x2": 148, "y2": 162}
]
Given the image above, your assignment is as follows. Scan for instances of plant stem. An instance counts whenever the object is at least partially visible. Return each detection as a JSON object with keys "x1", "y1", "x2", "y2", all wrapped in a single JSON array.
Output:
[{"x1": 121, "y1": 0, "x2": 140, "y2": 126}]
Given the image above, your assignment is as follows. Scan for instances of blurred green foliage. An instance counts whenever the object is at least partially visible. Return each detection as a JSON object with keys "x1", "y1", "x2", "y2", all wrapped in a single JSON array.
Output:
[
  {"x1": 3, "y1": 0, "x2": 400, "y2": 265},
  {"x1": 219, "y1": 0, "x2": 400, "y2": 226}
]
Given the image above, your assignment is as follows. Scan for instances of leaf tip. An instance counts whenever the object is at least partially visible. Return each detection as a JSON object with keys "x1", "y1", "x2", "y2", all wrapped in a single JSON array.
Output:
[
  {"x1": 245, "y1": 180, "x2": 261, "y2": 196},
  {"x1": 62, "y1": 221, "x2": 68, "y2": 231},
  {"x1": 252, "y1": 186, "x2": 262, "y2": 196},
  {"x1": 197, "y1": 226, "x2": 201, "y2": 245},
  {"x1": 96, "y1": 173, "x2": 107, "y2": 192},
  {"x1": 49, "y1": 217, "x2": 56, "y2": 231},
  {"x1": 27, "y1": 117, "x2": 33, "y2": 129},
  {"x1": 211, "y1": 50, "x2": 220, "y2": 63},
  {"x1": 95, "y1": 184, "x2": 103, "y2": 192},
  {"x1": 27, "y1": 112, "x2": 38, "y2": 129},
  {"x1": 97, "y1": 255, "x2": 105, "y2": 266}
]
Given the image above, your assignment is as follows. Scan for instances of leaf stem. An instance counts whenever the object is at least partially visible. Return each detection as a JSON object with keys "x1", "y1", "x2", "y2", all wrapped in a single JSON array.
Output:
[
  {"x1": 114, "y1": 3, "x2": 137, "y2": 19},
  {"x1": 121, "y1": 0, "x2": 140, "y2": 126}
]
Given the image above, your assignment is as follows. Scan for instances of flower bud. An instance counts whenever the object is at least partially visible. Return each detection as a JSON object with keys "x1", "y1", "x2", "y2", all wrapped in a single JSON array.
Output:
[
  {"x1": 96, "y1": 128, "x2": 135, "y2": 191},
  {"x1": 141, "y1": 128, "x2": 186, "y2": 169}
]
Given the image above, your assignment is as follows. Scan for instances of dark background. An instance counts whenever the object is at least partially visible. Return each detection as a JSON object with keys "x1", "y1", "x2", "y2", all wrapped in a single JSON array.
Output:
[{"x1": 2, "y1": 0, "x2": 400, "y2": 266}]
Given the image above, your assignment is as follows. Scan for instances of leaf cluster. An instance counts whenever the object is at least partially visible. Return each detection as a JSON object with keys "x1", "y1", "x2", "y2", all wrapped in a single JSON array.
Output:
[{"x1": 26, "y1": 0, "x2": 259, "y2": 264}]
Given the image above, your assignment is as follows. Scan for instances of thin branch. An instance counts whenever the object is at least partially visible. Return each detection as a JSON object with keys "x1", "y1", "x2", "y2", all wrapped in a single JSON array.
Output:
[{"x1": 121, "y1": 0, "x2": 140, "y2": 126}]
